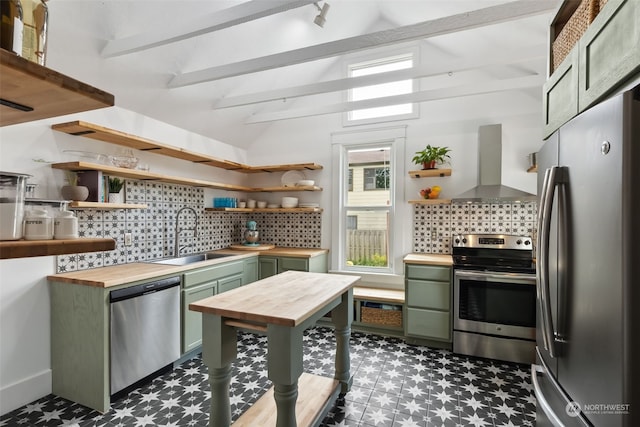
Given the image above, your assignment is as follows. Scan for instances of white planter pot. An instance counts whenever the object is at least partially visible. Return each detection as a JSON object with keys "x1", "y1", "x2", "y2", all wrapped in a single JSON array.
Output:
[{"x1": 108, "y1": 192, "x2": 123, "y2": 204}]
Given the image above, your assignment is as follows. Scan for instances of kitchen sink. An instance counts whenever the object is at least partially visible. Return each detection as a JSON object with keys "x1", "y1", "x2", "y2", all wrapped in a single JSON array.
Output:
[{"x1": 150, "y1": 252, "x2": 235, "y2": 266}]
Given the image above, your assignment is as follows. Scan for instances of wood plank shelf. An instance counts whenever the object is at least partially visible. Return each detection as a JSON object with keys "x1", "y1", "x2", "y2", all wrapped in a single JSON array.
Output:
[
  {"x1": 51, "y1": 121, "x2": 323, "y2": 173},
  {"x1": 408, "y1": 199, "x2": 452, "y2": 204},
  {"x1": 205, "y1": 207, "x2": 322, "y2": 213},
  {"x1": 68, "y1": 201, "x2": 148, "y2": 209},
  {"x1": 51, "y1": 161, "x2": 254, "y2": 192},
  {"x1": 0, "y1": 50, "x2": 114, "y2": 127},
  {"x1": 51, "y1": 162, "x2": 323, "y2": 193},
  {"x1": 0, "y1": 238, "x2": 115, "y2": 259},
  {"x1": 408, "y1": 168, "x2": 452, "y2": 178}
]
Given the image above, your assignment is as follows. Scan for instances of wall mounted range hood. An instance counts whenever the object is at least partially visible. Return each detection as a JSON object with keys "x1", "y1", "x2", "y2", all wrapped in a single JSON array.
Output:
[{"x1": 453, "y1": 124, "x2": 536, "y2": 202}]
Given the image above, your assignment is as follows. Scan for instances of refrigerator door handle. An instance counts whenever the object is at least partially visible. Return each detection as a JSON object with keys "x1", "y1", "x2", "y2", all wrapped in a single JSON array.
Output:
[
  {"x1": 531, "y1": 364, "x2": 564, "y2": 427},
  {"x1": 537, "y1": 166, "x2": 565, "y2": 358}
]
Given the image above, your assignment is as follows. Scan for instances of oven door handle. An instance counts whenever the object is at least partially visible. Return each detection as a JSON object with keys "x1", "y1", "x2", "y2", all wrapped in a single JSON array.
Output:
[
  {"x1": 536, "y1": 166, "x2": 565, "y2": 358},
  {"x1": 455, "y1": 270, "x2": 535, "y2": 283}
]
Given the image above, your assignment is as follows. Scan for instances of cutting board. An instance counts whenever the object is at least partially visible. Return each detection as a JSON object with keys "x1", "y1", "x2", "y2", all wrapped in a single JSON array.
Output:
[{"x1": 229, "y1": 244, "x2": 275, "y2": 251}]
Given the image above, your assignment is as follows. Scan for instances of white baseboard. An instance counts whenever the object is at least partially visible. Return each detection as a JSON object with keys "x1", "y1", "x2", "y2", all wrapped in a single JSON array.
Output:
[{"x1": 0, "y1": 369, "x2": 52, "y2": 416}]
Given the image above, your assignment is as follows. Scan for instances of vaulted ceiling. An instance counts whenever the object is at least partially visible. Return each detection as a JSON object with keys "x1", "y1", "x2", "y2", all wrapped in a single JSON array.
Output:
[{"x1": 45, "y1": 0, "x2": 560, "y2": 149}]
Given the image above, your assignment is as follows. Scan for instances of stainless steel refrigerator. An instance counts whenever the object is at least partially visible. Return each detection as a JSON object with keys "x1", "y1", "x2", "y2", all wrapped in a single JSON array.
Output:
[{"x1": 533, "y1": 80, "x2": 640, "y2": 426}]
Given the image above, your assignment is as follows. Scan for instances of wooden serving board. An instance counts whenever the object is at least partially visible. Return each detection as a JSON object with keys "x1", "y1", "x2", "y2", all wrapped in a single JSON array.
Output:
[{"x1": 229, "y1": 244, "x2": 275, "y2": 251}]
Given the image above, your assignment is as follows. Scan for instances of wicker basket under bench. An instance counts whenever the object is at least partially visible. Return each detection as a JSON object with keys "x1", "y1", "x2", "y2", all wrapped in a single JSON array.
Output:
[{"x1": 353, "y1": 286, "x2": 405, "y2": 331}]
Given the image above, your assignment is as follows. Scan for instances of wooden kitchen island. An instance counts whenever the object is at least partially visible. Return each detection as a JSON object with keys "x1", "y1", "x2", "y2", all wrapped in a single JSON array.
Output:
[{"x1": 189, "y1": 270, "x2": 359, "y2": 427}]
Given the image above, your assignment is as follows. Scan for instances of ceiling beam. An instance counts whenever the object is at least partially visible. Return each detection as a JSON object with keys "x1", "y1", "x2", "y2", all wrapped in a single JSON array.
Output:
[
  {"x1": 101, "y1": 0, "x2": 318, "y2": 58},
  {"x1": 244, "y1": 74, "x2": 544, "y2": 123},
  {"x1": 213, "y1": 45, "x2": 545, "y2": 109},
  {"x1": 169, "y1": 0, "x2": 556, "y2": 88}
]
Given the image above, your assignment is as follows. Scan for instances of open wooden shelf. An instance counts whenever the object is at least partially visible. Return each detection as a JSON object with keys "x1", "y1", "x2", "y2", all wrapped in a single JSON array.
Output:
[
  {"x1": 0, "y1": 238, "x2": 115, "y2": 259},
  {"x1": 408, "y1": 168, "x2": 452, "y2": 178},
  {"x1": 408, "y1": 199, "x2": 452, "y2": 205},
  {"x1": 51, "y1": 161, "x2": 253, "y2": 191},
  {"x1": 206, "y1": 207, "x2": 322, "y2": 213},
  {"x1": 0, "y1": 50, "x2": 114, "y2": 127},
  {"x1": 68, "y1": 201, "x2": 148, "y2": 209},
  {"x1": 51, "y1": 121, "x2": 323, "y2": 173},
  {"x1": 51, "y1": 162, "x2": 323, "y2": 193}
]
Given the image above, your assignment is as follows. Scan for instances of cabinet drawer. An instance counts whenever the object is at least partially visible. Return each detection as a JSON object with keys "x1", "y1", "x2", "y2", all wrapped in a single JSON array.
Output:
[
  {"x1": 543, "y1": 48, "x2": 579, "y2": 138},
  {"x1": 406, "y1": 264, "x2": 450, "y2": 281},
  {"x1": 407, "y1": 279, "x2": 450, "y2": 311},
  {"x1": 183, "y1": 261, "x2": 244, "y2": 287},
  {"x1": 578, "y1": 0, "x2": 640, "y2": 111},
  {"x1": 406, "y1": 308, "x2": 451, "y2": 341},
  {"x1": 279, "y1": 257, "x2": 308, "y2": 272}
]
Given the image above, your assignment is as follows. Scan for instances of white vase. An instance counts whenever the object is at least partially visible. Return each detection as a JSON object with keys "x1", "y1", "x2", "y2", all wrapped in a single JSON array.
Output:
[{"x1": 108, "y1": 192, "x2": 123, "y2": 204}]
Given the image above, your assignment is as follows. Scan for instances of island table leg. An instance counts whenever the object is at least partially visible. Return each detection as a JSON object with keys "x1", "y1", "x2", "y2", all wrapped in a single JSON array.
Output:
[
  {"x1": 332, "y1": 289, "x2": 353, "y2": 393},
  {"x1": 268, "y1": 325, "x2": 304, "y2": 427},
  {"x1": 201, "y1": 314, "x2": 237, "y2": 427}
]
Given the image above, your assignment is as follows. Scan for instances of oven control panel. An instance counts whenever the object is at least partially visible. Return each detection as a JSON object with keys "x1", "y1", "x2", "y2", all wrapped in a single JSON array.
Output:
[{"x1": 453, "y1": 234, "x2": 532, "y2": 250}]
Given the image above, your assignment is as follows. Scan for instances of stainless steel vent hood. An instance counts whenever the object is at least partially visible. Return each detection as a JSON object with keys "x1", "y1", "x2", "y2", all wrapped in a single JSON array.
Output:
[{"x1": 453, "y1": 124, "x2": 536, "y2": 202}]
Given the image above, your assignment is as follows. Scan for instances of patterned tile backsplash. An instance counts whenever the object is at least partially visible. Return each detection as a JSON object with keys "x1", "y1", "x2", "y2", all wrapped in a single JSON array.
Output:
[
  {"x1": 412, "y1": 201, "x2": 538, "y2": 254},
  {"x1": 56, "y1": 180, "x2": 322, "y2": 273},
  {"x1": 56, "y1": 180, "x2": 537, "y2": 272}
]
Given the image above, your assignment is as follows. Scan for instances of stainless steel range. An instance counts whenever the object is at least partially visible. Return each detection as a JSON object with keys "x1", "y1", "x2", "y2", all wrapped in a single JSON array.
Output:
[{"x1": 452, "y1": 234, "x2": 536, "y2": 364}]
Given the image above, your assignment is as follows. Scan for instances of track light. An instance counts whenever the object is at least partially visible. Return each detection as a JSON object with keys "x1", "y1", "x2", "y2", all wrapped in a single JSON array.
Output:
[{"x1": 313, "y1": 2, "x2": 330, "y2": 28}]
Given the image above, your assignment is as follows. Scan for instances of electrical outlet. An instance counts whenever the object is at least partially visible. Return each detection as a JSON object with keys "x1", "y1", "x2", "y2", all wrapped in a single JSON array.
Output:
[{"x1": 124, "y1": 232, "x2": 132, "y2": 246}]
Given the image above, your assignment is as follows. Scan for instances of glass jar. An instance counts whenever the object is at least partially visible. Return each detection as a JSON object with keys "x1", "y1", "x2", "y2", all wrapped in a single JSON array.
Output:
[
  {"x1": 0, "y1": 0, "x2": 24, "y2": 55},
  {"x1": 0, "y1": 171, "x2": 31, "y2": 240},
  {"x1": 21, "y1": 0, "x2": 47, "y2": 65}
]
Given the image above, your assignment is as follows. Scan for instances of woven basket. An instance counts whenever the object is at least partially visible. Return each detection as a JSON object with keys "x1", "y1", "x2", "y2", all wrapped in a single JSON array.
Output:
[
  {"x1": 361, "y1": 306, "x2": 402, "y2": 327},
  {"x1": 552, "y1": 0, "x2": 601, "y2": 71}
]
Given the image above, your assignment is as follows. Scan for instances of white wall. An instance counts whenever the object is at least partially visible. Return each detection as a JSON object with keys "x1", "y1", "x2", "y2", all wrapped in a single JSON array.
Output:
[{"x1": 0, "y1": 107, "x2": 248, "y2": 415}]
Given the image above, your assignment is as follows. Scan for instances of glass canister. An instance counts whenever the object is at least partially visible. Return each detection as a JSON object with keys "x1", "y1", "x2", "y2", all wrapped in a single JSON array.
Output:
[
  {"x1": 0, "y1": 171, "x2": 31, "y2": 240},
  {"x1": 23, "y1": 208, "x2": 53, "y2": 240}
]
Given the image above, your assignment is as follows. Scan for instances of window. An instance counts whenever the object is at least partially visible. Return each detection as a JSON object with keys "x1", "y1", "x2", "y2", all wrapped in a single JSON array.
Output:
[
  {"x1": 331, "y1": 126, "x2": 407, "y2": 275},
  {"x1": 345, "y1": 52, "x2": 418, "y2": 125},
  {"x1": 363, "y1": 167, "x2": 390, "y2": 191}
]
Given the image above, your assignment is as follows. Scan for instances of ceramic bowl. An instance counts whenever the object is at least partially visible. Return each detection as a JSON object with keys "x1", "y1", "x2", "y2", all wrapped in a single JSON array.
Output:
[{"x1": 296, "y1": 180, "x2": 314, "y2": 187}]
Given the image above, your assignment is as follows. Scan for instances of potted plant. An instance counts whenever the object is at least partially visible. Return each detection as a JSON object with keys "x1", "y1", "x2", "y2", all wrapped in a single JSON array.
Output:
[
  {"x1": 108, "y1": 177, "x2": 124, "y2": 204},
  {"x1": 412, "y1": 145, "x2": 451, "y2": 170},
  {"x1": 60, "y1": 171, "x2": 89, "y2": 201}
]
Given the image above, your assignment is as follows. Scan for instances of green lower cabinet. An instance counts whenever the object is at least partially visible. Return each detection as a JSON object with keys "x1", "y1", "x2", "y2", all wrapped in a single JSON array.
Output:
[
  {"x1": 258, "y1": 253, "x2": 328, "y2": 279},
  {"x1": 404, "y1": 263, "x2": 452, "y2": 344},
  {"x1": 243, "y1": 256, "x2": 258, "y2": 284},
  {"x1": 218, "y1": 274, "x2": 243, "y2": 293},
  {"x1": 182, "y1": 281, "x2": 217, "y2": 353}
]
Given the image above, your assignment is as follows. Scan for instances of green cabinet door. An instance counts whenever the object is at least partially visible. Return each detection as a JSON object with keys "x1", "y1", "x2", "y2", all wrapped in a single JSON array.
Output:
[
  {"x1": 182, "y1": 281, "x2": 216, "y2": 353},
  {"x1": 278, "y1": 257, "x2": 309, "y2": 273},
  {"x1": 218, "y1": 274, "x2": 243, "y2": 293},
  {"x1": 259, "y1": 257, "x2": 278, "y2": 279},
  {"x1": 243, "y1": 257, "x2": 258, "y2": 284}
]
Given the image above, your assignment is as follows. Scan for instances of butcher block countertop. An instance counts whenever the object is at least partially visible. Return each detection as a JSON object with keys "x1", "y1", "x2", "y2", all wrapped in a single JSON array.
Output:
[
  {"x1": 190, "y1": 270, "x2": 359, "y2": 327},
  {"x1": 403, "y1": 253, "x2": 453, "y2": 266},
  {"x1": 47, "y1": 247, "x2": 328, "y2": 288}
]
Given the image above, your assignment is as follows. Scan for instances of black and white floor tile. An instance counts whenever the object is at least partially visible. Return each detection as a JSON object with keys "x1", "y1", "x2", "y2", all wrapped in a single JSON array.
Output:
[{"x1": 0, "y1": 327, "x2": 535, "y2": 427}]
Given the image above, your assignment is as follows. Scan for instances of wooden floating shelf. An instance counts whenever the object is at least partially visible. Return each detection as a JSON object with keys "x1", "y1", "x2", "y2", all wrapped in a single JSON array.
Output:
[
  {"x1": 51, "y1": 161, "x2": 254, "y2": 192},
  {"x1": 408, "y1": 199, "x2": 452, "y2": 205},
  {"x1": 51, "y1": 121, "x2": 323, "y2": 173},
  {"x1": 1, "y1": 50, "x2": 114, "y2": 127},
  {"x1": 527, "y1": 165, "x2": 538, "y2": 173},
  {"x1": 68, "y1": 201, "x2": 148, "y2": 209},
  {"x1": 0, "y1": 238, "x2": 115, "y2": 259},
  {"x1": 205, "y1": 207, "x2": 322, "y2": 213},
  {"x1": 408, "y1": 168, "x2": 452, "y2": 178},
  {"x1": 51, "y1": 162, "x2": 323, "y2": 193}
]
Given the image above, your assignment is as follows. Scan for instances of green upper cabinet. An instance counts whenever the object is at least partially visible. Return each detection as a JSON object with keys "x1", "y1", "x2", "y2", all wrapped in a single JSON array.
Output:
[{"x1": 543, "y1": 0, "x2": 640, "y2": 139}]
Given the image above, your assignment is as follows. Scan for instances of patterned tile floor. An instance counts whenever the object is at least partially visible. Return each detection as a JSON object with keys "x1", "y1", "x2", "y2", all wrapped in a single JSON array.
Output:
[{"x1": 0, "y1": 327, "x2": 535, "y2": 427}]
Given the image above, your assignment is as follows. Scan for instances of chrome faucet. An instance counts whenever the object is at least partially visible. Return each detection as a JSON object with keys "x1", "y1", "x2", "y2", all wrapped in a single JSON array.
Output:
[{"x1": 175, "y1": 206, "x2": 198, "y2": 256}]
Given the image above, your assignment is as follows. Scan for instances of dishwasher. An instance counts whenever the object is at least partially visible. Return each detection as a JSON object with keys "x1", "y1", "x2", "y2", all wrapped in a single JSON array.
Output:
[{"x1": 110, "y1": 276, "x2": 181, "y2": 397}]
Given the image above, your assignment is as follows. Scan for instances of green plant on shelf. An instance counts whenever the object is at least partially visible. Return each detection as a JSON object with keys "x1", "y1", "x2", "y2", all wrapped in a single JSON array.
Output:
[
  {"x1": 411, "y1": 145, "x2": 451, "y2": 169},
  {"x1": 108, "y1": 177, "x2": 124, "y2": 193}
]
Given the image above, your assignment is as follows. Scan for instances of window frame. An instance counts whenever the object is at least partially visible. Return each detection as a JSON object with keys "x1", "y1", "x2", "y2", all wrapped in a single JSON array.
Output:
[
  {"x1": 331, "y1": 126, "x2": 408, "y2": 276},
  {"x1": 342, "y1": 47, "x2": 420, "y2": 127}
]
